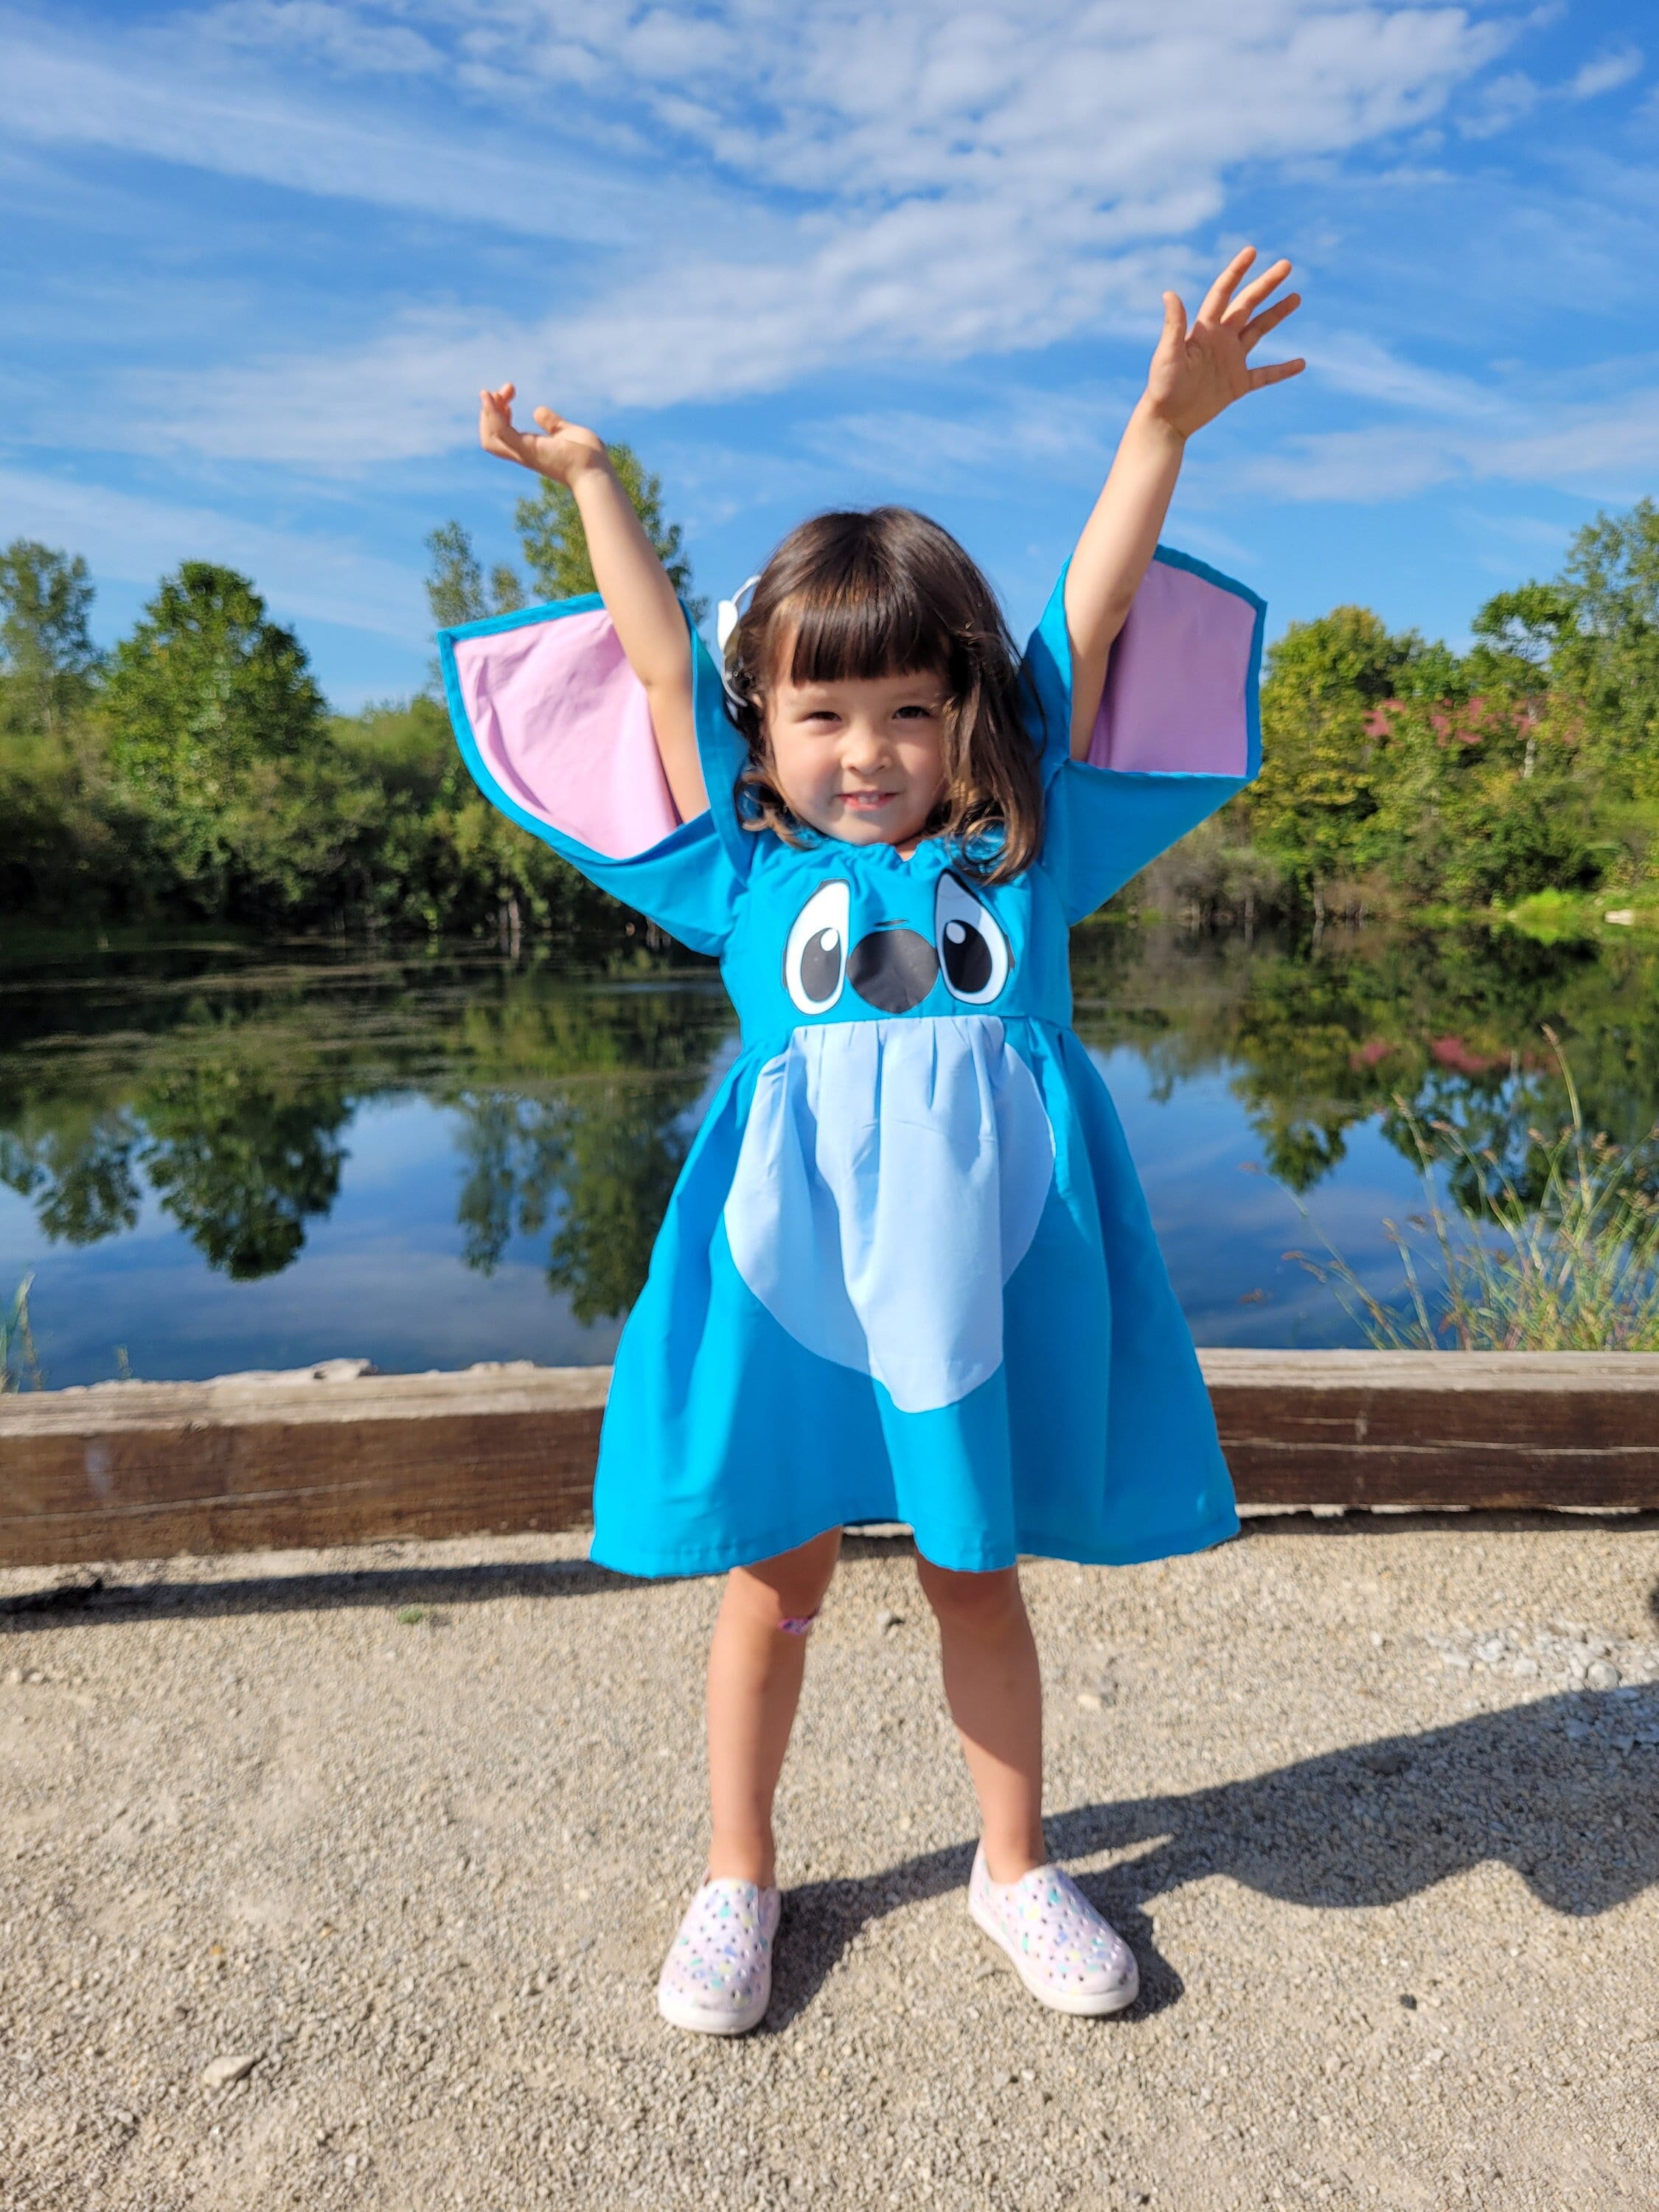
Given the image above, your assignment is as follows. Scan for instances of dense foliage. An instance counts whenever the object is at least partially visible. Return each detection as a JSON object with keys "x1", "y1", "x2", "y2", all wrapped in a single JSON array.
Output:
[
  {"x1": 1152, "y1": 501, "x2": 1659, "y2": 929},
  {"x1": 0, "y1": 441, "x2": 693, "y2": 945},
  {"x1": 4, "y1": 492, "x2": 1658, "y2": 940}
]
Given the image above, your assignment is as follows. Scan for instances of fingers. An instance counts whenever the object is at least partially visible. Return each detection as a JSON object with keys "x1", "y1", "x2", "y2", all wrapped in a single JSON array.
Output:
[
  {"x1": 1240, "y1": 293, "x2": 1301, "y2": 353},
  {"x1": 532, "y1": 405, "x2": 563, "y2": 431},
  {"x1": 1159, "y1": 290, "x2": 1188, "y2": 347},
  {"x1": 1197, "y1": 245, "x2": 1256, "y2": 325},
  {"x1": 1245, "y1": 358, "x2": 1307, "y2": 392},
  {"x1": 1228, "y1": 257, "x2": 1294, "y2": 326},
  {"x1": 479, "y1": 385, "x2": 524, "y2": 459}
]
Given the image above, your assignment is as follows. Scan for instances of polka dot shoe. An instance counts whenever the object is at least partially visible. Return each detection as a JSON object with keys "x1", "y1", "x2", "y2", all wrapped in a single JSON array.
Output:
[
  {"x1": 656, "y1": 1877, "x2": 782, "y2": 2036},
  {"x1": 968, "y1": 1843, "x2": 1138, "y2": 2017}
]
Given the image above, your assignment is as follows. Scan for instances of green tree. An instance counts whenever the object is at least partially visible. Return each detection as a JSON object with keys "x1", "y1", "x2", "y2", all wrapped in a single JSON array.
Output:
[
  {"x1": 423, "y1": 522, "x2": 525, "y2": 632},
  {"x1": 100, "y1": 563, "x2": 328, "y2": 905},
  {"x1": 1467, "y1": 582, "x2": 1579, "y2": 696},
  {"x1": 1551, "y1": 499, "x2": 1659, "y2": 778},
  {"x1": 1248, "y1": 606, "x2": 1419, "y2": 907},
  {"x1": 513, "y1": 443, "x2": 706, "y2": 619},
  {"x1": 0, "y1": 540, "x2": 102, "y2": 733}
]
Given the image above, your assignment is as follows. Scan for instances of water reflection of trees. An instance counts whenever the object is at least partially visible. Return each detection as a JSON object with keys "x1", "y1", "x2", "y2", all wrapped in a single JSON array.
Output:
[
  {"x1": 1070, "y1": 919, "x2": 1659, "y2": 1205},
  {"x1": 1, "y1": 1077, "x2": 350, "y2": 1281},
  {"x1": 0, "y1": 950, "x2": 723, "y2": 1313},
  {"x1": 454, "y1": 1077, "x2": 701, "y2": 1321},
  {"x1": 4, "y1": 932, "x2": 1659, "y2": 1321}
]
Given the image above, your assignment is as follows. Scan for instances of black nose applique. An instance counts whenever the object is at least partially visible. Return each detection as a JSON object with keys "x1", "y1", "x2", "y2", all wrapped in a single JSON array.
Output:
[{"x1": 847, "y1": 927, "x2": 939, "y2": 1014}]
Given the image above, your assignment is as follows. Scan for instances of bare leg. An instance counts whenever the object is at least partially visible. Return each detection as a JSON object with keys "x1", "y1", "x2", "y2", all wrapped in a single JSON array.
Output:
[
  {"x1": 916, "y1": 1557, "x2": 1046, "y2": 1885},
  {"x1": 706, "y1": 1528, "x2": 842, "y2": 1887}
]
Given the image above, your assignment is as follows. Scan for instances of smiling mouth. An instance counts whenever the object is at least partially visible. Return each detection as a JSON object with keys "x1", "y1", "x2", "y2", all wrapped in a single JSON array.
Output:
[{"x1": 838, "y1": 790, "x2": 899, "y2": 811}]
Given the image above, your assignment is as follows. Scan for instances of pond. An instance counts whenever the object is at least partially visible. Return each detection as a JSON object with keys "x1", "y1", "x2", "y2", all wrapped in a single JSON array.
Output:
[{"x1": 3, "y1": 922, "x2": 1658, "y2": 1387}]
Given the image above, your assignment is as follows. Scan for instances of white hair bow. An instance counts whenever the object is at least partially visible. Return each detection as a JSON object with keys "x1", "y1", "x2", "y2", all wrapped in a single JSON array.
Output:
[
  {"x1": 716, "y1": 574, "x2": 762, "y2": 658},
  {"x1": 715, "y1": 574, "x2": 762, "y2": 708}
]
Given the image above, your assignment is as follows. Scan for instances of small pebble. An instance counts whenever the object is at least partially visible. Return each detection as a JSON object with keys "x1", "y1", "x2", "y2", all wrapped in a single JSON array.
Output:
[
  {"x1": 875, "y1": 1608, "x2": 902, "y2": 1632},
  {"x1": 1587, "y1": 1660, "x2": 1621, "y2": 1690},
  {"x1": 201, "y1": 2053, "x2": 257, "y2": 2089},
  {"x1": 1077, "y1": 1690, "x2": 1102, "y2": 1710}
]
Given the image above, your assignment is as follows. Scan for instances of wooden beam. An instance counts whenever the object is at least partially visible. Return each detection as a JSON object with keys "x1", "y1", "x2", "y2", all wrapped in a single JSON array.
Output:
[
  {"x1": 1203, "y1": 1348, "x2": 1659, "y2": 1512},
  {"x1": 0, "y1": 1361, "x2": 606, "y2": 1570},
  {"x1": 1, "y1": 1350, "x2": 1655, "y2": 1570}
]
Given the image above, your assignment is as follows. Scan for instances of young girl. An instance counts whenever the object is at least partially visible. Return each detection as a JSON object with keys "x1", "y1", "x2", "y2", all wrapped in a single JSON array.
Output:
[{"x1": 445, "y1": 247, "x2": 1303, "y2": 2034}]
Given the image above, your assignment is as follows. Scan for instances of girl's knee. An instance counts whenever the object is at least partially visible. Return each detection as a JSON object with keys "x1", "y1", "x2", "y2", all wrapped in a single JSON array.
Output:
[
  {"x1": 916, "y1": 1557, "x2": 1023, "y2": 1628},
  {"x1": 728, "y1": 1529, "x2": 841, "y2": 1629}
]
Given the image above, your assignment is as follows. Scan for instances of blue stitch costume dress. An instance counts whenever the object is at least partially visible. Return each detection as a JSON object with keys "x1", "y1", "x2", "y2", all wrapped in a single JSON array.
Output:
[{"x1": 440, "y1": 552, "x2": 1265, "y2": 1578}]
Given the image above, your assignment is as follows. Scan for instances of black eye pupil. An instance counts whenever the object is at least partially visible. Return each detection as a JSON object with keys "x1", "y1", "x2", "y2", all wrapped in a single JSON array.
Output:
[
  {"x1": 941, "y1": 919, "x2": 992, "y2": 994},
  {"x1": 799, "y1": 926, "x2": 842, "y2": 1003}
]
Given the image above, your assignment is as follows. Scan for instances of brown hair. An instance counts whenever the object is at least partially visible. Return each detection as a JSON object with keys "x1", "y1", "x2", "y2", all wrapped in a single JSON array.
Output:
[{"x1": 722, "y1": 507, "x2": 1043, "y2": 883}]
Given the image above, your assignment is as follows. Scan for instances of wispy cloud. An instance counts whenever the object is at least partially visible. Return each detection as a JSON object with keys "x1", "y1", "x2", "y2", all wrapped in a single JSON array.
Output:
[
  {"x1": 9, "y1": 0, "x2": 1656, "y2": 684},
  {"x1": 0, "y1": 11, "x2": 728, "y2": 246},
  {"x1": 54, "y1": 0, "x2": 1510, "y2": 465},
  {"x1": 0, "y1": 466, "x2": 421, "y2": 637},
  {"x1": 1235, "y1": 375, "x2": 1659, "y2": 505},
  {"x1": 1568, "y1": 46, "x2": 1643, "y2": 101},
  {"x1": 1310, "y1": 332, "x2": 1498, "y2": 421}
]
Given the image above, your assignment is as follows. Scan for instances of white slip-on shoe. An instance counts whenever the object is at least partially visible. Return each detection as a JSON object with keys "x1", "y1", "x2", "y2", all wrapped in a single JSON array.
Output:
[
  {"x1": 968, "y1": 1842, "x2": 1139, "y2": 2017},
  {"x1": 656, "y1": 1877, "x2": 782, "y2": 2036}
]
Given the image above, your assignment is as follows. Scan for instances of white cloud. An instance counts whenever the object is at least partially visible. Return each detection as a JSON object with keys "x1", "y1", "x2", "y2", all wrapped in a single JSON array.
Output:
[
  {"x1": 0, "y1": 467, "x2": 422, "y2": 638},
  {"x1": 198, "y1": 1, "x2": 442, "y2": 75},
  {"x1": 1458, "y1": 69, "x2": 1539, "y2": 138},
  {"x1": 0, "y1": 13, "x2": 725, "y2": 246},
  {"x1": 51, "y1": 0, "x2": 1510, "y2": 464},
  {"x1": 1310, "y1": 331, "x2": 1497, "y2": 420},
  {"x1": 1568, "y1": 46, "x2": 1643, "y2": 102},
  {"x1": 1233, "y1": 376, "x2": 1659, "y2": 504}
]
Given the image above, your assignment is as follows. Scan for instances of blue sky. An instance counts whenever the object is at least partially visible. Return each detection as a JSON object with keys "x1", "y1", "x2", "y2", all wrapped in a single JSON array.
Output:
[{"x1": 4, "y1": 0, "x2": 1659, "y2": 709}]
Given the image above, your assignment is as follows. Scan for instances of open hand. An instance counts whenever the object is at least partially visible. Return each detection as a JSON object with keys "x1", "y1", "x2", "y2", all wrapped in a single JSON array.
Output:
[
  {"x1": 1144, "y1": 248, "x2": 1304, "y2": 439},
  {"x1": 477, "y1": 383, "x2": 608, "y2": 482}
]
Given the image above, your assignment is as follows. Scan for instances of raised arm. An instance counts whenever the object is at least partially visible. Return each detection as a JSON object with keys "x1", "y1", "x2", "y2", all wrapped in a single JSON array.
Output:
[
  {"x1": 1062, "y1": 249, "x2": 1304, "y2": 758},
  {"x1": 478, "y1": 385, "x2": 707, "y2": 820}
]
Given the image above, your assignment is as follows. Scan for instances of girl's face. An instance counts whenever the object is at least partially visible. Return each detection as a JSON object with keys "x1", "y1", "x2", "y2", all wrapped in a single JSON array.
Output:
[{"x1": 762, "y1": 653, "x2": 951, "y2": 852}]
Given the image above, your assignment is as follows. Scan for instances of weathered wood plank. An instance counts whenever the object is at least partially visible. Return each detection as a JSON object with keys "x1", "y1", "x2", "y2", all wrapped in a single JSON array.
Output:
[
  {"x1": 0, "y1": 1362, "x2": 607, "y2": 1568},
  {"x1": 1203, "y1": 1349, "x2": 1659, "y2": 1512},
  {"x1": 1, "y1": 1351, "x2": 1655, "y2": 1568}
]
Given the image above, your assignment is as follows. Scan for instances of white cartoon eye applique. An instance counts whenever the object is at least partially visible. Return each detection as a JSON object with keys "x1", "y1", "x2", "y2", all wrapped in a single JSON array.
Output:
[
  {"x1": 934, "y1": 872, "x2": 1011, "y2": 1005},
  {"x1": 784, "y1": 879, "x2": 851, "y2": 1013}
]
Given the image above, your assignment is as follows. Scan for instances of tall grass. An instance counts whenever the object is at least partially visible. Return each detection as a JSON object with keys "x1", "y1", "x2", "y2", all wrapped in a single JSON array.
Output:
[
  {"x1": 1293, "y1": 1032, "x2": 1659, "y2": 1352},
  {"x1": 2, "y1": 1274, "x2": 43, "y2": 1391}
]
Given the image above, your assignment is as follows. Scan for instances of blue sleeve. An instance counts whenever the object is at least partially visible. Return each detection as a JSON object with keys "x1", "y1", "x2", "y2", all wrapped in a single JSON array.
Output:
[{"x1": 1020, "y1": 554, "x2": 1265, "y2": 925}]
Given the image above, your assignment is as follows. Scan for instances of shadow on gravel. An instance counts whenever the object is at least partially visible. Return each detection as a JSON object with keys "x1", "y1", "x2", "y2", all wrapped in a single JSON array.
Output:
[
  {"x1": 0, "y1": 1557, "x2": 636, "y2": 1627},
  {"x1": 769, "y1": 1683, "x2": 1659, "y2": 2031},
  {"x1": 0, "y1": 1530, "x2": 911, "y2": 1629}
]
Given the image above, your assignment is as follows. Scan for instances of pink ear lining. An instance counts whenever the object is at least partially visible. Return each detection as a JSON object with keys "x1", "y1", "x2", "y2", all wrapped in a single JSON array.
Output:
[
  {"x1": 1088, "y1": 562, "x2": 1254, "y2": 776},
  {"x1": 453, "y1": 610, "x2": 681, "y2": 860}
]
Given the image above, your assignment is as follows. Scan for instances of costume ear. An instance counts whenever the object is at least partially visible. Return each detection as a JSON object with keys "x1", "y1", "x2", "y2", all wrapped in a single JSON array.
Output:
[
  {"x1": 1023, "y1": 548, "x2": 1267, "y2": 925},
  {"x1": 442, "y1": 597, "x2": 679, "y2": 858},
  {"x1": 1085, "y1": 549, "x2": 1263, "y2": 779},
  {"x1": 439, "y1": 596, "x2": 750, "y2": 954}
]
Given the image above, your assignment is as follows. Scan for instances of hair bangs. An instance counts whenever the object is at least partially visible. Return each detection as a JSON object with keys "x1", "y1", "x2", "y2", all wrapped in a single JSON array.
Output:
[{"x1": 781, "y1": 563, "x2": 942, "y2": 692}]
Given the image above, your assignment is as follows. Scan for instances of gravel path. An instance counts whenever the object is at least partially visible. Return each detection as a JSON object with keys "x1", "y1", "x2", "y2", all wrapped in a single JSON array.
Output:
[{"x1": 3, "y1": 1514, "x2": 1657, "y2": 2211}]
